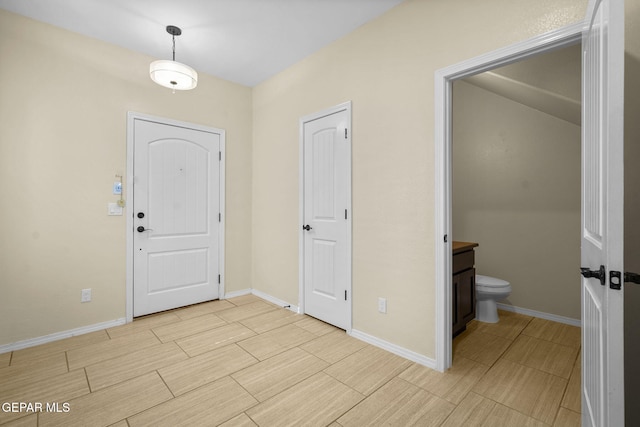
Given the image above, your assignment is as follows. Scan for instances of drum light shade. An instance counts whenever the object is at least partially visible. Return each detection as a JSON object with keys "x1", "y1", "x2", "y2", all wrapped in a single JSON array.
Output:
[
  {"x1": 150, "y1": 60, "x2": 198, "y2": 90},
  {"x1": 150, "y1": 25, "x2": 197, "y2": 91}
]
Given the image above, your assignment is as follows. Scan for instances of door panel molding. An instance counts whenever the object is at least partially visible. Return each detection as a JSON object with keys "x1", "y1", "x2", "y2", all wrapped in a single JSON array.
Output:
[
  {"x1": 126, "y1": 112, "x2": 225, "y2": 322},
  {"x1": 299, "y1": 101, "x2": 352, "y2": 331}
]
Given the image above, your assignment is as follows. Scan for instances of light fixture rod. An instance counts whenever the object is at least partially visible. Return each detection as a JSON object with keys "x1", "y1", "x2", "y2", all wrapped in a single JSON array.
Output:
[{"x1": 166, "y1": 25, "x2": 182, "y2": 62}]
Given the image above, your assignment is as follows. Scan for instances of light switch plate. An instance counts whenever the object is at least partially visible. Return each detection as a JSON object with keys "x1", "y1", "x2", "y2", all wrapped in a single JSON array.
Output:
[
  {"x1": 113, "y1": 182, "x2": 122, "y2": 195},
  {"x1": 108, "y1": 202, "x2": 123, "y2": 216}
]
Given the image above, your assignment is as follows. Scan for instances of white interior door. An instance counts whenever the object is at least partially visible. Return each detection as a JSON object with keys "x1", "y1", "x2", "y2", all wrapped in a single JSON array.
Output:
[
  {"x1": 581, "y1": 0, "x2": 624, "y2": 425},
  {"x1": 301, "y1": 104, "x2": 351, "y2": 330},
  {"x1": 133, "y1": 118, "x2": 222, "y2": 317}
]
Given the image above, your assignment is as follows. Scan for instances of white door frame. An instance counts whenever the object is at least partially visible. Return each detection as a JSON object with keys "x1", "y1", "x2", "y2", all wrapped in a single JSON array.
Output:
[
  {"x1": 125, "y1": 112, "x2": 226, "y2": 322},
  {"x1": 298, "y1": 101, "x2": 352, "y2": 332},
  {"x1": 434, "y1": 23, "x2": 583, "y2": 372}
]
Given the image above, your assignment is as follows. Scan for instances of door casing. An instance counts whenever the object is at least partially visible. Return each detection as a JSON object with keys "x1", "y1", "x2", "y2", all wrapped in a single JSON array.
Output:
[
  {"x1": 298, "y1": 101, "x2": 352, "y2": 332},
  {"x1": 125, "y1": 112, "x2": 226, "y2": 322},
  {"x1": 434, "y1": 23, "x2": 583, "y2": 372}
]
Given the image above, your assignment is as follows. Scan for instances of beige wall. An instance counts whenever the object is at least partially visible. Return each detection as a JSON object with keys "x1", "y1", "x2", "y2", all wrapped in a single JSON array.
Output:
[
  {"x1": 252, "y1": 0, "x2": 587, "y2": 358},
  {"x1": 0, "y1": 10, "x2": 253, "y2": 346},
  {"x1": 452, "y1": 80, "x2": 581, "y2": 320}
]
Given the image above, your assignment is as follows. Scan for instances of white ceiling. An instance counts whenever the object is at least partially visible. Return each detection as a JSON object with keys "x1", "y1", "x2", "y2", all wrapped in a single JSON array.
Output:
[{"x1": 0, "y1": 0, "x2": 404, "y2": 87}]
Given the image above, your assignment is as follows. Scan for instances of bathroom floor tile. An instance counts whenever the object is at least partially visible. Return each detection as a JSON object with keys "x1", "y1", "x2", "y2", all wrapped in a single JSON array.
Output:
[
  {"x1": 0, "y1": 370, "x2": 90, "y2": 425},
  {"x1": 293, "y1": 316, "x2": 339, "y2": 336},
  {"x1": 151, "y1": 313, "x2": 227, "y2": 343},
  {"x1": 67, "y1": 330, "x2": 160, "y2": 370},
  {"x1": 473, "y1": 359, "x2": 567, "y2": 424},
  {"x1": 442, "y1": 392, "x2": 547, "y2": 427},
  {"x1": 0, "y1": 352, "x2": 68, "y2": 393},
  {"x1": 237, "y1": 324, "x2": 317, "y2": 361},
  {"x1": 502, "y1": 335, "x2": 578, "y2": 379},
  {"x1": 0, "y1": 351, "x2": 10, "y2": 367},
  {"x1": 554, "y1": 407, "x2": 581, "y2": 427},
  {"x1": 216, "y1": 301, "x2": 279, "y2": 323},
  {"x1": 246, "y1": 372, "x2": 364, "y2": 427},
  {"x1": 324, "y1": 345, "x2": 412, "y2": 396},
  {"x1": 173, "y1": 299, "x2": 236, "y2": 320},
  {"x1": 225, "y1": 294, "x2": 263, "y2": 306},
  {"x1": 239, "y1": 308, "x2": 302, "y2": 334},
  {"x1": 9, "y1": 330, "x2": 109, "y2": 364},
  {"x1": 159, "y1": 344, "x2": 257, "y2": 396},
  {"x1": 474, "y1": 310, "x2": 533, "y2": 340},
  {"x1": 522, "y1": 318, "x2": 581, "y2": 349},
  {"x1": 399, "y1": 356, "x2": 489, "y2": 404},
  {"x1": 453, "y1": 329, "x2": 512, "y2": 367},
  {"x1": 299, "y1": 330, "x2": 368, "y2": 364},
  {"x1": 337, "y1": 377, "x2": 454, "y2": 426},
  {"x1": 106, "y1": 312, "x2": 181, "y2": 339},
  {"x1": 85, "y1": 342, "x2": 188, "y2": 391},
  {"x1": 38, "y1": 372, "x2": 173, "y2": 427},
  {"x1": 231, "y1": 347, "x2": 328, "y2": 402},
  {"x1": 217, "y1": 413, "x2": 258, "y2": 427},
  {"x1": 175, "y1": 322, "x2": 256, "y2": 357},
  {"x1": 0, "y1": 296, "x2": 582, "y2": 426},
  {"x1": 127, "y1": 376, "x2": 257, "y2": 427},
  {"x1": 561, "y1": 353, "x2": 581, "y2": 413}
]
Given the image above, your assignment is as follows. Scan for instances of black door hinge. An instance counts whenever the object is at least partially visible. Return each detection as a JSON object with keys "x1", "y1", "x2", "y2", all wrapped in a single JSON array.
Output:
[
  {"x1": 219, "y1": 151, "x2": 222, "y2": 161},
  {"x1": 345, "y1": 209, "x2": 348, "y2": 220},
  {"x1": 344, "y1": 290, "x2": 347, "y2": 301},
  {"x1": 218, "y1": 213, "x2": 221, "y2": 222},
  {"x1": 218, "y1": 274, "x2": 221, "y2": 284},
  {"x1": 345, "y1": 128, "x2": 348, "y2": 139}
]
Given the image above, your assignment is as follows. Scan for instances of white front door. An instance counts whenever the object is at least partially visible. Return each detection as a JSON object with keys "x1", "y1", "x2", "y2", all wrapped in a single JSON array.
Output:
[
  {"x1": 301, "y1": 103, "x2": 351, "y2": 330},
  {"x1": 581, "y1": 0, "x2": 624, "y2": 425},
  {"x1": 133, "y1": 117, "x2": 222, "y2": 317}
]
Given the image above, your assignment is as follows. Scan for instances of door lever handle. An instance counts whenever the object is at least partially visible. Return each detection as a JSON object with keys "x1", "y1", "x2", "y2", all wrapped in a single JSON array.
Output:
[
  {"x1": 137, "y1": 226, "x2": 154, "y2": 233},
  {"x1": 302, "y1": 224, "x2": 313, "y2": 231},
  {"x1": 581, "y1": 265, "x2": 606, "y2": 286}
]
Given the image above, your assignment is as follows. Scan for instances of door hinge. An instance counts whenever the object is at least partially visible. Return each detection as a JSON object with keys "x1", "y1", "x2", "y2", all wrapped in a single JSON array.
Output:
[
  {"x1": 344, "y1": 290, "x2": 347, "y2": 301},
  {"x1": 345, "y1": 209, "x2": 348, "y2": 220},
  {"x1": 218, "y1": 213, "x2": 221, "y2": 222},
  {"x1": 219, "y1": 151, "x2": 222, "y2": 161},
  {"x1": 344, "y1": 128, "x2": 348, "y2": 139},
  {"x1": 218, "y1": 274, "x2": 221, "y2": 284},
  {"x1": 625, "y1": 272, "x2": 640, "y2": 284}
]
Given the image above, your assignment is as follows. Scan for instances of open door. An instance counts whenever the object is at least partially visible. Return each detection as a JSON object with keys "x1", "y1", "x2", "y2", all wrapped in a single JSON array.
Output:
[{"x1": 581, "y1": 0, "x2": 624, "y2": 425}]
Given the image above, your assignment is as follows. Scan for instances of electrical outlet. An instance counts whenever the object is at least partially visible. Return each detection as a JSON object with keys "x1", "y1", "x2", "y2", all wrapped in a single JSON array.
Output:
[
  {"x1": 81, "y1": 288, "x2": 91, "y2": 303},
  {"x1": 378, "y1": 297, "x2": 387, "y2": 314}
]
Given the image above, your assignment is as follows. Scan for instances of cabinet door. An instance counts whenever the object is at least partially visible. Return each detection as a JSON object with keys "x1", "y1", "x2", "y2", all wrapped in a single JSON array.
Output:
[{"x1": 459, "y1": 268, "x2": 476, "y2": 324}]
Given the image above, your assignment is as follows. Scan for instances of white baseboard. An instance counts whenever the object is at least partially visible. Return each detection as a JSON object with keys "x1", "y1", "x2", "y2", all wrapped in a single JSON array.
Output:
[
  {"x1": 497, "y1": 303, "x2": 581, "y2": 327},
  {"x1": 223, "y1": 288, "x2": 252, "y2": 299},
  {"x1": 0, "y1": 318, "x2": 126, "y2": 354},
  {"x1": 250, "y1": 289, "x2": 300, "y2": 314},
  {"x1": 349, "y1": 329, "x2": 437, "y2": 369}
]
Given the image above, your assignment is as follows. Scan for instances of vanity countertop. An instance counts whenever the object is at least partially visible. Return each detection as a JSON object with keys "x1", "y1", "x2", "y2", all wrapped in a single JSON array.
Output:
[{"x1": 452, "y1": 241, "x2": 479, "y2": 254}]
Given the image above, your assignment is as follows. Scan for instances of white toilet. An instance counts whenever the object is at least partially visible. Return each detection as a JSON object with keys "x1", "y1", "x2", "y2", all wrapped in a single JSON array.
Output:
[{"x1": 475, "y1": 275, "x2": 512, "y2": 323}]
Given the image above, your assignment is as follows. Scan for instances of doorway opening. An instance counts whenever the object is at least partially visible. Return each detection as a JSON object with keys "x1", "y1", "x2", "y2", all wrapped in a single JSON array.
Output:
[{"x1": 434, "y1": 22, "x2": 583, "y2": 372}]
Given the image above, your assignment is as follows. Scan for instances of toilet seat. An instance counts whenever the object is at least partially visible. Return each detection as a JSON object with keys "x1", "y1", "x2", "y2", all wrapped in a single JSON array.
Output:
[{"x1": 476, "y1": 274, "x2": 511, "y2": 293}]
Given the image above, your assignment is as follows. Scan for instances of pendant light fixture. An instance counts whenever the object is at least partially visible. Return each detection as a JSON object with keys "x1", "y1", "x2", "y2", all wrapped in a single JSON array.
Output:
[{"x1": 150, "y1": 25, "x2": 198, "y2": 91}]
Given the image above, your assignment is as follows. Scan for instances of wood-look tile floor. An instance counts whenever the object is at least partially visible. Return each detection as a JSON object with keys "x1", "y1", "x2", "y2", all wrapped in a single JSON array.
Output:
[{"x1": 0, "y1": 296, "x2": 581, "y2": 426}]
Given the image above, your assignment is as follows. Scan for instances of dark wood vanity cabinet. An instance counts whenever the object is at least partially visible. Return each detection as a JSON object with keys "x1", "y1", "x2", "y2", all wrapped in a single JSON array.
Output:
[{"x1": 452, "y1": 241, "x2": 478, "y2": 337}]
